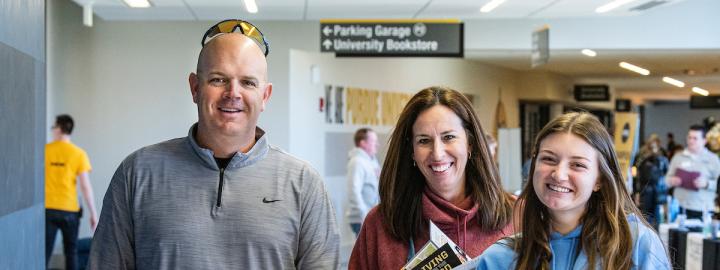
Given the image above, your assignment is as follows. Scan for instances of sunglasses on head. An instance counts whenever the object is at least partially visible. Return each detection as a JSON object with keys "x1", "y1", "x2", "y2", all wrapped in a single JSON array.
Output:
[{"x1": 201, "y1": 19, "x2": 270, "y2": 57}]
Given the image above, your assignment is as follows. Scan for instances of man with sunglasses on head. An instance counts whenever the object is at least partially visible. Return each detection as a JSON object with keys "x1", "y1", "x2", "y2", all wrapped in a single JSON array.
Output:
[{"x1": 88, "y1": 19, "x2": 339, "y2": 269}]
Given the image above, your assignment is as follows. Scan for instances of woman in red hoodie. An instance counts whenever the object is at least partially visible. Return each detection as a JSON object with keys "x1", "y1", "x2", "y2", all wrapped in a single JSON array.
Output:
[{"x1": 348, "y1": 86, "x2": 515, "y2": 269}]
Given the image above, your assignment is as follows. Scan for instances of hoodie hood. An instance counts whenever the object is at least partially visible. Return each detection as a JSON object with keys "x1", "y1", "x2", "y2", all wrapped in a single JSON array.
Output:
[{"x1": 422, "y1": 187, "x2": 478, "y2": 250}]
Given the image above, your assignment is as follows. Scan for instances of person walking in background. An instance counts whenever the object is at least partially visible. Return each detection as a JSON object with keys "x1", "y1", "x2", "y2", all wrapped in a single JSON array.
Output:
[
  {"x1": 666, "y1": 124, "x2": 720, "y2": 219},
  {"x1": 666, "y1": 132, "x2": 677, "y2": 159},
  {"x1": 346, "y1": 128, "x2": 380, "y2": 237},
  {"x1": 633, "y1": 134, "x2": 669, "y2": 228},
  {"x1": 477, "y1": 112, "x2": 670, "y2": 270},
  {"x1": 45, "y1": 114, "x2": 98, "y2": 270},
  {"x1": 349, "y1": 86, "x2": 515, "y2": 269},
  {"x1": 88, "y1": 19, "x2": 339, "y2": 269}
]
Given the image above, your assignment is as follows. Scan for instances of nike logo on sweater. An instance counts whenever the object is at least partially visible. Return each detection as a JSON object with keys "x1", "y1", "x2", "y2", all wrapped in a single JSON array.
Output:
[{"x1": 262, "y1": 198, "x2": 282, "y2": 203}]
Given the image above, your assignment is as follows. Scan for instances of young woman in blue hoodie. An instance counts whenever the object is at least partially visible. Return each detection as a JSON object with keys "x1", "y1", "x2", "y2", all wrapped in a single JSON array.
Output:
[{"x1": 477, "y1": 112, "x2": 670, "y2": 270}]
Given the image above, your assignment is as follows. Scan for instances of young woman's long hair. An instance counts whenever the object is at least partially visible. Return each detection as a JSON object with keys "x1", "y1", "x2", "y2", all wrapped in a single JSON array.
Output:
[
  {"x1": 378, "y1": 86, "x2": 514, "y2": 242},
  {"x1": 514, "y1": 112, "x2": 648, "y2": 270}
]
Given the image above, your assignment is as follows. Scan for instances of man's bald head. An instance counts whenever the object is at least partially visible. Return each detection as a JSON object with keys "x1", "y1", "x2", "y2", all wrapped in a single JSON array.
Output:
[
  {"x1": 196, "y1": 33, "x2": 268, "y2": 81},
  {"x1": 188, "y1": 31, "x2": 273, "y2": 155}
]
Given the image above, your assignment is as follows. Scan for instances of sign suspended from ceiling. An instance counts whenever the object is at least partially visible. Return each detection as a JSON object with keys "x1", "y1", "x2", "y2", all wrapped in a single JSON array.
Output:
[
  {"x1": 531, "y1": 25, "x2": 549, "y2": 68},
  {"x1": 320, "y1": 19, "x2": 464, "y2": 57}
]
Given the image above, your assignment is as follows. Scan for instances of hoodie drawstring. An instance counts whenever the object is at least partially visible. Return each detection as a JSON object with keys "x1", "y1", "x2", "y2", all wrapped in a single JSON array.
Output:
[
  {"x1": 456, "y1": 213, "x2": 461, "y2": 248},
  {"x1": 462, "y1": 216, "x2": 468, "y2": 251},
  {"x1": 455, "y1": 213, "x2": 469, "y2": 250}
]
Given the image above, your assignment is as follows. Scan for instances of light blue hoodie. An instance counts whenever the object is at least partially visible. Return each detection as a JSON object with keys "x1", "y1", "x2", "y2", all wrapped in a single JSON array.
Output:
[{"x1": 476, "y1": 216, "x2": 670, "y2": 270}]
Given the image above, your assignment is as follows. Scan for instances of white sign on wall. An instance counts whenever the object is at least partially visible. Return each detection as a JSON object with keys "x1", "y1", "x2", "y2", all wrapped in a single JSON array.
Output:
[{"x1": 498, "y1": 128, "x2": 522, "y2": 193}]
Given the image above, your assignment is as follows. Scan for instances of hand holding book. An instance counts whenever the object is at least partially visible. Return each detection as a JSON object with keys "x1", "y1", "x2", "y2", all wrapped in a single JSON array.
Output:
[
  {"x1": 402, "y1": 221, "x2": 479, "y2": 270},
  {"x1": 675, "y1": 168, "x2": 701, "y2": 191}
]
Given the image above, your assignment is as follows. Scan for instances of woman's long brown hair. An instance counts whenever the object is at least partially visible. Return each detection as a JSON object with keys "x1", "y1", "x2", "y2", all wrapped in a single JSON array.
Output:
[
  {"x1": 514, "y1": 112, "x2": 650, "y2": 270},
  {"x1": 378, "y1": 86, "x2": 514, "y2": 242}
]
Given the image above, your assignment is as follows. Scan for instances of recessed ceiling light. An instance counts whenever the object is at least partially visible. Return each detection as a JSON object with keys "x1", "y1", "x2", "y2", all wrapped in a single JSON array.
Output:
[
  {"x1": 123, "y1": 0, "x2": 151, "y2": 8},
  {"x1": 480, "y1": 0, "x2": 507, "y2": 13},
  {"x1": 244, "y1": 0, "x2": 258, "y2": 13},
  {"x1": 692, "y1": 87, "x2": 710, "y2": 96},
  {"x1": 581, "y1": 49, "x2": 597, "y2": 57},
  {"x1": 662, "y1": 77, "x2": 685, "y2": 87},
  {"x1": 596, "y1": 0, "x2": 637, "y2": 13},
  {"x1": 619, "y1": 62, "x2": 650, "y2": 75}
]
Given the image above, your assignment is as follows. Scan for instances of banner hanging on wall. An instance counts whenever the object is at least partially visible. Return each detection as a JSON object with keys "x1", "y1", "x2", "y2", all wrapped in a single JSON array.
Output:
[
  {"x1": 613, "y1": 112, "x2": 640, "y2": 185},
  {"x1": 319, "y1": 19, "x2": 463, "y2": 57}
]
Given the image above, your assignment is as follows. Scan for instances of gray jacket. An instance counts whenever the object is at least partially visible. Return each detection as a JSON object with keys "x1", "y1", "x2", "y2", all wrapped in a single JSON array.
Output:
[
  {"x1": 88, "y1": 124, "x2": 339, "y2": 269},
  {"x1": 666, "y1": 148, "x2": 720, "y2": 212}
]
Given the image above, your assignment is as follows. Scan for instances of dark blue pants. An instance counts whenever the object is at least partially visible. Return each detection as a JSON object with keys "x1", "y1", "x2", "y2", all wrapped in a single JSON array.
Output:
[
  {"x1": 639, "y1": 189, "x2": 659, "y2": 228},
  {"x1": 46, "y1": 209, "x2": 80, "y2": 270}
]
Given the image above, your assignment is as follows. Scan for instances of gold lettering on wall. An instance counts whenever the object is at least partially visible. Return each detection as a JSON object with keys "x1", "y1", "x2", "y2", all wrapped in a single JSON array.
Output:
[
  {"x1": 381, "y1": 92, "x2": 412, "y2": 126},
  {"x1": 346, "y1": 87, "x2": 380, "y2": 125}
]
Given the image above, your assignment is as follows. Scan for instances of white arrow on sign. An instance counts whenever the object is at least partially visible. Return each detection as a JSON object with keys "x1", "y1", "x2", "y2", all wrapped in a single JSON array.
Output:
[
  {"x1": 322, "y1": 26, "x2": 332, "y2": 36},
  {"x1": 322, "y1": 39, "x2": 333, "y2": 50}
]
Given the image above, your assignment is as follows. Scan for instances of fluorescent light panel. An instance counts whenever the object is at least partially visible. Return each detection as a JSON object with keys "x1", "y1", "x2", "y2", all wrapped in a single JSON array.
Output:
[
  {"x1": 692, "y1": 87, "x2": 709, "y2": 96},
  {"x1": 619, "y1": 62, "x2": 650, "y2": 75},
  {"x1": 596, "y1": 0, "x2": 637, "y2": 13},
  {"x1": 244, "y1": 0, "x2": 258, "y2": 13},
  {"x1": 662, "y1": 77, "x2": 685, "y2": 87},
  {"x1": 480, "y1": 0, "x2": 507, "y2": 13},
  {"x1": 123, "y1": 0, "x2": 151, "y2": 8},
  {"x1": 581, "y1": 49, "x2": 597, "y2": 57}
]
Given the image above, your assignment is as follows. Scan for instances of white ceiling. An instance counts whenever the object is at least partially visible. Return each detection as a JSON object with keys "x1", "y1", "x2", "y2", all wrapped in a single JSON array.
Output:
[
  {"x1": 72, "y1": 0, "x2": 689, "y2": 21},
  {"x1": 467, "y1": 48, "x2": 720, "y2": 80},
  {"x1": 69, "y1": 0, "x2": 720, "y2": 98},
  {"x1": 466, "y1": 48, "x2": 720, "y2": 98}
]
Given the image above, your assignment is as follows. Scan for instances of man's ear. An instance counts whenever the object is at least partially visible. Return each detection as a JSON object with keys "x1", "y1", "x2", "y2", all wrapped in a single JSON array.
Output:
[
  {"x1": 260, "y1": 83, "x2": 273, "y2": 111},
  {"x1": 189, "y1": 72, "x2": 200, "y2": 104}
]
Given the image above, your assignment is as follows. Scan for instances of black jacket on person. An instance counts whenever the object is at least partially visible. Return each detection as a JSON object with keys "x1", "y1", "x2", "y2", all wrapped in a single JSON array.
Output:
[{"x1": 634, "y1": 152, "x2": 669, "y2": 204}]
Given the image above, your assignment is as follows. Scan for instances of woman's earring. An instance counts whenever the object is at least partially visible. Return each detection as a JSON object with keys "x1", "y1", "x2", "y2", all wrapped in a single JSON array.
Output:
[{"x1": 413, "y1": 160, "x2": 416, "y2": 167}]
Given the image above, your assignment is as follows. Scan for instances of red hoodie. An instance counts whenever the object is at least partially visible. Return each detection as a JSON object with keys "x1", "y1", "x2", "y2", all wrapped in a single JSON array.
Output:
[{"x1": 348, "y1": 188, "x2": 514, "y2": 270}]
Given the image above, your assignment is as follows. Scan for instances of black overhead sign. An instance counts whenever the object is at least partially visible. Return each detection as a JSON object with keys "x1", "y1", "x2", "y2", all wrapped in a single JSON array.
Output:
[
  {"x1": 320, "y1": 19, "x2": 463, "y2": 57},
  {"x1": 574, "y1": 85, "x2": 610, "y2": 101}
]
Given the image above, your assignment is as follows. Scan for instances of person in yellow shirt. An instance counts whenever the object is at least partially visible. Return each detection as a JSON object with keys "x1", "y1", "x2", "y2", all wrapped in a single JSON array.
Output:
[{"x1": 45, "y1": 114, "x2": 97, "y2": 270}]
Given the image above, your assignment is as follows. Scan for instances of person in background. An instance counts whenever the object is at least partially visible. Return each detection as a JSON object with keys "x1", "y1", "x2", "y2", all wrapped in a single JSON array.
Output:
[
  {"x1": 477, "y1": 112, "x2": 670, "y2": 270},
  {"x1": 349, "y1": 86, "x2": 515, "y2": 269},
  {"x1": 484, "y1": 133, "x2": 498, "y2": 161},
  {"x1": 666, "y1": 124, "x2": 720, "y2": 219},
  {"x1": 45, "y1": 114, "x2": 98, "y2": 270},
  {"x1": 346, "y1": 128, "x2": 381, "y2": 237},
  {"x1": 521, "y1": 157, "x2": 532, "y2": 190},
  {"x1": 633, "y1": 134, "x2": 669, "y2": 228},
  {"x1": 668, "y1": 144, "x2": 684, "y2": 161},
  {"x1": 88, "y1": 19, "x2": 339, "y2": 269},
  {"x1": 666, "y1": 132, "x2": 677, "y2": 159}
]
